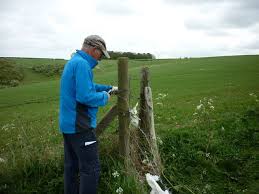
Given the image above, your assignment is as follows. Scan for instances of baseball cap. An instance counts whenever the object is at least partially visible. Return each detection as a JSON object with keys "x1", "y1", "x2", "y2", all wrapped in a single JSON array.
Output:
[{"x1": 83, "y1": 35, "x2": 110, "y2": 59}]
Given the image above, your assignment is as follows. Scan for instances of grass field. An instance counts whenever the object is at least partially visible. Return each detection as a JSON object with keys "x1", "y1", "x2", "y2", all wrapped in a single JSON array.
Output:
[{"x1": 0, "y1": 55, "x2": 259, "y2": 194}]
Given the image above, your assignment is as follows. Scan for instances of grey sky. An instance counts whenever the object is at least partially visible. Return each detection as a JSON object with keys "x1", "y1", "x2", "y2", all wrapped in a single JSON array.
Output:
[{"x1": 0, "y1": 0, "x2": 258, "y2": 59}]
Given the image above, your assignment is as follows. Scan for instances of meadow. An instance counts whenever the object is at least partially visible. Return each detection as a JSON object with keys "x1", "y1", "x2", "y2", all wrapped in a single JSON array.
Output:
[{"x1": 0, "y1": 55, "x2": 259, "y2": 194}]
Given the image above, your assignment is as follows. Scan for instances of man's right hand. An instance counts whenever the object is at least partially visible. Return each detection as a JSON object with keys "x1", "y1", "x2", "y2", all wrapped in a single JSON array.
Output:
[{"x1": 108, "y1": 86, "x2": 119, "y2": 95}]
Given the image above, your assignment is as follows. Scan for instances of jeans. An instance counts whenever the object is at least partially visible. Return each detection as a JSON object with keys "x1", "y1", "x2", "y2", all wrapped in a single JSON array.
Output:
[{"x1": 63, "y1": 130, "x2": 100, "y2": 194}]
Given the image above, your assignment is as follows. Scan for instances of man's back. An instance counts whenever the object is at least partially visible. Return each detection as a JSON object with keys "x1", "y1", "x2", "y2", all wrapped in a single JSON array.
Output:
[{"x1": 59, "y1": 50, "x2": 109, "y2": 134}]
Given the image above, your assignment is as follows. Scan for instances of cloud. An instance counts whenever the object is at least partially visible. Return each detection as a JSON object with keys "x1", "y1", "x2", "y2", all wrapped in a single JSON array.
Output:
[
  {"x1": 0, "y1": 0, "x2": 258, "y2": 59},
  {"x1": 221, "y1": 0, "x2": 259, "y2": 28},
  {"x1": 163, "y1": 0, "x2": 225, "y2": 6},
  {"x1": 184, "y1": 0, "x2": 259, "y2": 33},
  {"x1": 243, "y1": 39, "x2": 259, "y2": 50},
  {"x1": 96, "y1": 0, "x2": 136, "y2": 15}
]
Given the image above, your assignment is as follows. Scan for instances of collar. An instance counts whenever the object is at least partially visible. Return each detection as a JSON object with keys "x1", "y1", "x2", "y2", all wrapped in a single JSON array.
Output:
[{"x1": 76, "y1": 49, "x2": 98, "y2": 69}]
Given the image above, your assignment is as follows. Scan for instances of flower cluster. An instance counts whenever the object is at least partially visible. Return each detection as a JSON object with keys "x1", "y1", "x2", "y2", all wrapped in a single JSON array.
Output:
[
  {"x1": 1, "y1": 123, "x2": 15, "y2": 131},
  {"x1": 193, "y1": 97, "x2": 215, "y2": 122},
  {"x1": 156, "y1": 93, "x2": 168, "y2": 100},
  {"x1": 142, "y1": 157, "x2": 152, "y2": 167},
  {"x1": 112, "y1": 171, "x2": 123, "y2": 193},
  {"x1": 116, "y1": 187, "x2": 123, "y2": 194},
  {"x1": 156, "y1": 136, "x2": 163, "y2": 145},
  {"x1": 0, "y1": 157, "x2": 6, "y2": 163},
  {"x1": 155, "y1": 93, "x2": 168, "y2": 105},
  {"x1": 249, "y1": 93, "x2": 259, "y2": 103},
  {"x1": 202, "y1": 184, "x2": 212, "y2": 194},
  {"x1": 112, "y1": 171, "x2": 120, "y2": 178},
  {"x1": 194, "y1": 98, "x2": 214, "y2": 113}
]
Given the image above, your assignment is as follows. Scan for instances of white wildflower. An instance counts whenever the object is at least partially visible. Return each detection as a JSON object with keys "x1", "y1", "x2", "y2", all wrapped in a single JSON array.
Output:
[
  {"x1": 1, "y1": 125, "x2": 8, "y2": 131},
  {"x1": 249, "y1": 93, "x2": 254, "y2": 96},
  {"x1": 0, "y1": 157, "x2": 6, "y2": 163},
  {"x1": 1, "y1": 123, "x2": 15, "y2": 131},
  {"x1": 142, "y1": 158, "x2": 149, "y2": 165},
  {"x1": 210, "y1": 106, "x2": 214, "y2": 110},
  {"x1": 116, "y1": 187, "x2": 123, "y2": 194},
  {"x1": 205, "y1": 184, "x2": 211, "y2": 190},
  {"x1": 10, "y1": 123, "x2": 15, "y2": 129},
  {"x1": 157, "y1": 93, "x2": 168, "y2": 100},
  {"x1": 112, "y1": 171, "x2": 120, "y2": 178},
  {"x1": 142, "y1": 159, "x2": 147, "y2": 164},
  {"x1": 206, "y1": 153, "x2": 210, "y2": 158},
  {"x1": 193, "y1": 112, "x2": 198, "y2": 116},
  {"x1": 172, "y1": 153, "x2": 176, "y2": 157},
  {"x1": 196, "y1": 104, "x2": 203, "y2": 110},
  {"x1": 157, "y1": 136, "x2": 163, "y2": 145}
]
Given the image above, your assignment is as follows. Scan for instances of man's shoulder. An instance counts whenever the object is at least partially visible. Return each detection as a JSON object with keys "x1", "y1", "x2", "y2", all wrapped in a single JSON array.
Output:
[
  {"x1": 68, "y1": 55, "x2": 90, "y2": 69},
  {"x1": 69, "y1": 54, "x2": 84, "y2": 64}
]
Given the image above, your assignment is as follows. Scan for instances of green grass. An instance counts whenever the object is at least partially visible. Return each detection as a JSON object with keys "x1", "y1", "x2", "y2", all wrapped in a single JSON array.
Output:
[
  {"x1": 0, "y1": 55, "x2": 259, "y2": 193},
  {"x1": 1, "y1": 57, "x2": 67, "y2": 68}
]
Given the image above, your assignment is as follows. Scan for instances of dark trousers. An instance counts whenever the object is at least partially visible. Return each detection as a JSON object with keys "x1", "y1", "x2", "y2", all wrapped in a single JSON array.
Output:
[{"x1": 63, "y1": 130, "x2": 100, "y2": 194}]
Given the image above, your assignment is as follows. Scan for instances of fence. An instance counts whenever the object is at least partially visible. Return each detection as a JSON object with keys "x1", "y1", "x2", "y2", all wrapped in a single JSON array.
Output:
[{"x1": 96, "y1": 57, "x2": 162, "y2": 177}]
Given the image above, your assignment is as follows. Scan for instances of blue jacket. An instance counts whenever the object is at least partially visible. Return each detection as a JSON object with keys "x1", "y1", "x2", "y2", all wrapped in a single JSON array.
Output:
[{"x1": 59, "y1": 50, "x2": 112, "y2": 134}]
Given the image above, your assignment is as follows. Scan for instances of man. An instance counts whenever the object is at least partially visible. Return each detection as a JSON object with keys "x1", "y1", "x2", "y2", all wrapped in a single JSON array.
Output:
[{"x1": 59, "y1": 35, "x2": 117, "y2": 194}]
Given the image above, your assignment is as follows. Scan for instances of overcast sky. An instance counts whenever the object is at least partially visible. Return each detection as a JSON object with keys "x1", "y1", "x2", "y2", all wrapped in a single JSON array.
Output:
[{"x1": 1, "y1": 0, "x2": 259, "y2": 59}]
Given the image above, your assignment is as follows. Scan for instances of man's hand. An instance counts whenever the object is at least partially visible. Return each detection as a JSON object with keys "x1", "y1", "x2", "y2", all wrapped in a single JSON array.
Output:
[{"x1": 108, "y1": 86, "x2": 118, "y2": 95}]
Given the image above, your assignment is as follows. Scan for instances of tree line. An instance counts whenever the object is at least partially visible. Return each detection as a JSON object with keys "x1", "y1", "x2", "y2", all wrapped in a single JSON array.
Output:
[{"x1": 107, "y1": 51, "x2": 155, "y2": 59}]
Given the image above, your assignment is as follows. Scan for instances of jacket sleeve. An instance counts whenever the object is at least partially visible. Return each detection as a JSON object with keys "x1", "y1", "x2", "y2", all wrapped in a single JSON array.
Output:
[
  {"x1": 75, "y1": 62, "x2": 108, "y2": 107},
  {"x1": 94, "y1": 83, "x2": 112, "y2": 92}
]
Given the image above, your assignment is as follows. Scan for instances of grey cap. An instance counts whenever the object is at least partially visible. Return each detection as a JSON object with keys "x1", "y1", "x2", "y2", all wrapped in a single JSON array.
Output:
[{"x1": 83, "y1": 35, "x2": 110, "y2": 59}]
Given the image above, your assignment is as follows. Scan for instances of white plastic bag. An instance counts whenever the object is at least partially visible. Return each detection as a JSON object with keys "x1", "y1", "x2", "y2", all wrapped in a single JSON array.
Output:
[
  {"x1": 146, "y1": 173, "x2": 170, "y2": 194},
  {"x1": 129, "y1": 102, "x2": 140, "y2": 128}
]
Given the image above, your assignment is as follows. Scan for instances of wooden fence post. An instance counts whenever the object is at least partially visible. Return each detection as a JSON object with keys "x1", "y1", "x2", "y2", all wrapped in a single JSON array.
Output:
[
  {"x1": 118, "y1": 57, "x2": 130, "y2": 167},
  {"x1": 145, "y1": 86, "x2": 162, "y2": 175},
  {"x1": 138, "y1": 67, "x2": 150, "y2": 152},
  {"x1": 138, "y1": 67, "x2": 162, "y2": 175}
]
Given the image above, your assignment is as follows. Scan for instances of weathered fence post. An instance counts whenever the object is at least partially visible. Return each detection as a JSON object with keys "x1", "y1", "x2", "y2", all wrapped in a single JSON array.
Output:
[
  {"x1": 118, "y1": 57, "x2": 130, "y2": 167},
  {"x1": 138, "y1": 67, "x2": 150, "y2": 148},
  {"x1": 138, "y1": 67, "x2": 162, "y2": 175},
  {"x1": 145, "y1": 86, "x2": 162, "y2": 175}
]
